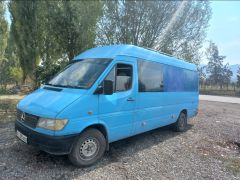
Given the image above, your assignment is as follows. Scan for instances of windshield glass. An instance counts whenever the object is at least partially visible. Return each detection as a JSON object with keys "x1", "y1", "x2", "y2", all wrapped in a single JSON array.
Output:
[{"x1": 47, "y1": 59, "x2": 112, "y2": 89}]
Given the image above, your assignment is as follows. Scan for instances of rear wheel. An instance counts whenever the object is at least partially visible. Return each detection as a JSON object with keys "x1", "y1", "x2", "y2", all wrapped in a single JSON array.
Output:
[
  {"x1": 173, "y1": 111, "x2": 187, "y2": 132},
  {"x1": 68, "y1": 128, "x2": 106, "y2": 167}
]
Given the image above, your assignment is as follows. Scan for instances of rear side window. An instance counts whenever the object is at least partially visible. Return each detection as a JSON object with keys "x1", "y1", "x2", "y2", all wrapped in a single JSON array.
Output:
[
  {"x1": 105, "y1": 63, "x2": 133, "y2": 92},
  {"x1": 163, "y1": 65, "x2": 198, "y2": 92},
  {"x1": 138, "y1": 60, "x2": 164, "y2": 92},
  {"x1": 138, "y1": 59, "x2": 198, "y2": 92}
]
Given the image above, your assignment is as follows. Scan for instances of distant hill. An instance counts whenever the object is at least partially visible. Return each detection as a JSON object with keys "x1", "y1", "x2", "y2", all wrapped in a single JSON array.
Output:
[{"x1": 200, "y1": 64, "x2": 239, "y2": 82}]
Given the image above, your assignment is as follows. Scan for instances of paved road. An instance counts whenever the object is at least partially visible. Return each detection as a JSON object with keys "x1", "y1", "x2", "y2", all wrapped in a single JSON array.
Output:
[
  {"x1": 199, "y1": 95, "x2": 240, "y2": 104},
  {"x1": 0, "y1": 95, "x2": 24, "y2": 101}
]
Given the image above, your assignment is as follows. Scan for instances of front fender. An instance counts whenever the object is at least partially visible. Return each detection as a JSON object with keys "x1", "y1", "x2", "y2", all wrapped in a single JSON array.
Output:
[{"x1": 54, "y1": 115, "x2": 100, "y2": 136}]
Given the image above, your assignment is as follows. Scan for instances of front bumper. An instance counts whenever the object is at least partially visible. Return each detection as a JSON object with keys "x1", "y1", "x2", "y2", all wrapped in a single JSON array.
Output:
[{"x1": 15, "y1": 120, "x2": 78, "y2": 155}]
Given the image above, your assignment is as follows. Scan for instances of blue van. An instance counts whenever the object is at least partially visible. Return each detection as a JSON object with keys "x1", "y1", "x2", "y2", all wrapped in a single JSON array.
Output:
[{"x1": 15, "y1": 45, "x2": 199, "y2": 167}]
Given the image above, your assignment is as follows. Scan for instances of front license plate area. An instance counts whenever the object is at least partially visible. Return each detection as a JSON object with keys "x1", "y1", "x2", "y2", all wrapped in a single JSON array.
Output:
[{"x1": 16, "y1": 130, "x2": 27, "y2": 143}]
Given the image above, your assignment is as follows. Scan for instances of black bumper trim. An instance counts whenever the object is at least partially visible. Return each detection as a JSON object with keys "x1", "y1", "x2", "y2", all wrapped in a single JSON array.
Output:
[{"x1": 15, "y1": 120, "x2": 78, "y2": 155}]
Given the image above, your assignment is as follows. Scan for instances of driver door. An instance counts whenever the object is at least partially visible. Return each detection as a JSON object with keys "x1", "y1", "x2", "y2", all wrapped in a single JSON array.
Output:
[{"x1": 98, "y1": 60, "x2": 136, "y2": 142}]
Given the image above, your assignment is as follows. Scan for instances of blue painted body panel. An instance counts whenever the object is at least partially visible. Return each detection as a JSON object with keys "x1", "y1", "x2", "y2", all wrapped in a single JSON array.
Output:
[
  {"x1": 98, "y1": 57, "x2": 137, "y2": 142},
  {"x1": 17, "y1": 45, "x2": 199, "y2": 144}
]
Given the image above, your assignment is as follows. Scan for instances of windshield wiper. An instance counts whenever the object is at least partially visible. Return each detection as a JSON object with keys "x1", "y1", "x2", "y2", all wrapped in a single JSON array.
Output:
[
  {"x1": 45, "y1": 83, "x2": 54, "y2": 86},
  {"x1": 45, "y1": 83, "x2": 85, "y2": 89},
  {"x1": 63, "y1": 85, "x2": 86, "y2": 89}
]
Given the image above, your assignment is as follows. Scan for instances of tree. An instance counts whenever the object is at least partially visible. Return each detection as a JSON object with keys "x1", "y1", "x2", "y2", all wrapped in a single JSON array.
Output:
[
  {"x1": 222, "y1": 63, "x2": 233, "y2": 89},
  {"x1": 0, "y1": 2, "x2": 10, "y2": 89},
  {"x1": 9, "y1": 1, "x2": 40, "y2": 86},
  {"x1": 53, "y1": 0, "x2": 102, "y2": 60},
  {"x1": 5, "y1": 25, "x2": 23, "y2": 86},
  {"x1": 237, "y1": 66, "x2": 240, "y2": 87},
  {"x1": 206, "y1": 42, "x2": 232, "y2": 88},
  {"x1": 9, "y1": 1, "x2": 102, "y2": 85},
  {"x1": 34, "y1": 1, "x2": 68, "y2": 85},
  {"x1": 198, "y1": 65, "x2": 206, "y2": 88},
  {"x1": 0, "y1": 2, "x2": 8, "y2": 63},
  {"x1": 96, "y1": 1, "x2": 211, "y2": 64},
  {"x1": 206, "y1": 42, "x2": 224, "y2": 87},
  {"x1": 37, "y1": 0, "x2": 102, "y2": 83}
]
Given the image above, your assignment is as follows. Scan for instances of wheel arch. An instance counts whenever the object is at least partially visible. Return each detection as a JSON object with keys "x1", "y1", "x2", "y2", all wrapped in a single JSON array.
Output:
[
  {"x1": 82, "y1": 123, "x2": 109, "y2": 150},
  {"x1": 181, "y1": 109, "x2": 188, "y2": 117}
]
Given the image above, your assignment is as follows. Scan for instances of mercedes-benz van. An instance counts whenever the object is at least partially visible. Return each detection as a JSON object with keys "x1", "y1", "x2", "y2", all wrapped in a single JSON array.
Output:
[{"x1": 15, "y1": 45, "x2": 199, "y2": 167}]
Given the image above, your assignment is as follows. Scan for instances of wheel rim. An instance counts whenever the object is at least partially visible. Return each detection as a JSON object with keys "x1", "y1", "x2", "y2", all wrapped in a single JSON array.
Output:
[{"x1": 79, "y1": 138, "x2": 99, "y2": 160}]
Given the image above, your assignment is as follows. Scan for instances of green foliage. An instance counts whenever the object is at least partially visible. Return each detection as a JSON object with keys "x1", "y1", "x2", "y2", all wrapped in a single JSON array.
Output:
[
  {"x1": 96, "y1": 1, "x2": 211, "y2": 64},
  {"x1": 0, "y1": 2, "x2": 10, "y2": 90},
  {"x1": 0, "y1": 59, "x2": 11, "y2": 89},
  {"x1": 237, "y1": 66, "x2": 240, "y2": 87},
  {"x1": 222, "y1": 63, "x2": 233, "y2": 86},
  {"x1": 5, "y1": 24, "x2": 22, "y2": 83},
  {"x1": 36, "y1": 58, "x2": 68, "y2": 84},
  {"x1": 37, "y1": 0, "x2": 102, "y2": 83},
  {"x1": 198, "y1": 65, "x2": 207, "y2": 86},
  {"x1": 206, "y1": 42, "x2": 233, "y2": 88},
  {"x1": 52, "y1": 0, "x2": 102, "y2": 60},
  {"x1": 8, "y1": 0, "x2": 102, "y2": 85},
  {"x1": 0, "y1": 2, "x2": 9, "y2": 63},
  {"x1": 10, "y1": 66, "x2": 22, "y2": 83},
  {"x1": 9, "y1": 1, "x2": 40, "y2": 85}
]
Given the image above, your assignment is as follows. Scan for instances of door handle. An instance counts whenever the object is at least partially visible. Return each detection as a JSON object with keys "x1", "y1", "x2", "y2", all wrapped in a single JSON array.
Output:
[{"x1": 127, "y1": 97, "x2": 135, "y2": 102}]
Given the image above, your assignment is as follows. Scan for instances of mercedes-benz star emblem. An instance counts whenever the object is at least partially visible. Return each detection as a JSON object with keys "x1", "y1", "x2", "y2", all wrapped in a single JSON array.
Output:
[{"x1": 21, "y1": 112, "x2": 25, "y2": 121}]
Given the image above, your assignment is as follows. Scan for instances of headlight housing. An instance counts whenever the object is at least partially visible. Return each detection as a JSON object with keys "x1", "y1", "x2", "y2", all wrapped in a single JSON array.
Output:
[{"x1": 37, "y1": 118, "x2": 68, "y2": 131}]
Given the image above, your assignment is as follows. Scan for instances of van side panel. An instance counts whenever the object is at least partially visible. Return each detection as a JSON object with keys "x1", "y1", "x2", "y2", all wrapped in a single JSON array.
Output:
[
  {"x1": 134, "y1": 92, "x2": 198, "y2": 135},
  {"x1": 133, "y1": 59, "x2": 198, "y2": 135}
]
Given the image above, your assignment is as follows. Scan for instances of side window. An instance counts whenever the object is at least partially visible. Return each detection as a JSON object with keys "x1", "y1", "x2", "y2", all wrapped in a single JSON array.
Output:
[
  {"x1": 138, "y1": 60, "x2": 163, "y2": 92},
  {"x1": 163, "y1": 65, "x2": 198, "y2": 92},
  {"x1": 104, "y1": 63, "x2": 133, "y2": 92}
]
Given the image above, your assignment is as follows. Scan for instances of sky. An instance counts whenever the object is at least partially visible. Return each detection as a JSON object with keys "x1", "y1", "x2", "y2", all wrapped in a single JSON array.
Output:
[
  {"x1": 4, "y1": 1, "x2": 240, "y2": 65},
  {"x1": 204, "y1": 1, "x2": 240, "y2": 65}
]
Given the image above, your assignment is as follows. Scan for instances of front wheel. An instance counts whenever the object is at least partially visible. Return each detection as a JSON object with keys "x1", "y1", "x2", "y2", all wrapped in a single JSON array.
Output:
[
  {"x1": 68, "y1": 128, "x2": 106, "y2": 167},
  {"x1": 173, "y1": 112, "x2": 187, "y2": 132}
]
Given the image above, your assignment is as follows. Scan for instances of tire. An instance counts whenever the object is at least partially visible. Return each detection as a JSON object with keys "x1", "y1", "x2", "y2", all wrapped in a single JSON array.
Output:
[
  {"x1": 68, "y1": 128, "x2": 106, "y2": 167},
  {"x1": 173, "y1": 111, "x2": 187, "y2": 132}
]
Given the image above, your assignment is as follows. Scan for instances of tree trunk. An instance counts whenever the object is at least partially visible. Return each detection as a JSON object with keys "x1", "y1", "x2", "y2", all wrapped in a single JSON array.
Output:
[
  {"x1": 22, "y1": 73, "x2": 27, "y2": 85},
  {"x1": 29, "y1": 73, "x2": 37, "y2": 90},
  {"x1": 4, "y1": 83, "x2": 7, "y2": 91}
]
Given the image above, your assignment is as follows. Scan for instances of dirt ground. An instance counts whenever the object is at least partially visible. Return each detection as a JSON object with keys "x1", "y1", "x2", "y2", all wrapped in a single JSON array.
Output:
[{"x1": 0, "y1": 101, "x2": 240, "y2": 180}]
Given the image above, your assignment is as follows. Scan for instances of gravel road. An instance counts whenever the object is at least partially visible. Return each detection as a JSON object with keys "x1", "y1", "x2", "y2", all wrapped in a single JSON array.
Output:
[{"x1": 0, "y1": 101, "x2": 240, "y2": 180}]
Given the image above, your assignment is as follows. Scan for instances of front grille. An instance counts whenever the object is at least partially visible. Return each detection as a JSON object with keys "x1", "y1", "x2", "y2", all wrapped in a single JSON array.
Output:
[{"x1": 16, "y1": 109, "x2": 39, "y2": 128}]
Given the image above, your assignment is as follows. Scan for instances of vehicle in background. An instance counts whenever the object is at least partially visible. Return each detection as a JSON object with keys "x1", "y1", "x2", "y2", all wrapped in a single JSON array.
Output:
[{"x1": 15, "y1": 45, "x2": 199, "y2": 167}]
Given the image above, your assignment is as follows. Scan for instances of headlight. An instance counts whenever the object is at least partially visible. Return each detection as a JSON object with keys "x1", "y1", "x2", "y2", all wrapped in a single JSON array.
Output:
[{"x1": 37, "y1": 118, "x2": 68, "y2": 131}]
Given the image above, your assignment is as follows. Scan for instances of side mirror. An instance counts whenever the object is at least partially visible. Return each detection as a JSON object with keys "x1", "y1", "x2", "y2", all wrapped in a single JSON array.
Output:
[
  {"x1": 94, "y1": 85, "x2": 103, "y2": 95},
  {"x1": 103, "y1": 80, "x2": 113, "y2": 95}
]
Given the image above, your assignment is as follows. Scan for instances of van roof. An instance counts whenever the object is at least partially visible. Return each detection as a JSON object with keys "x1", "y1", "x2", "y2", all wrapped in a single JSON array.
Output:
[{"x1": 73, "y1": 45, "x2": 196, "y2": 71}]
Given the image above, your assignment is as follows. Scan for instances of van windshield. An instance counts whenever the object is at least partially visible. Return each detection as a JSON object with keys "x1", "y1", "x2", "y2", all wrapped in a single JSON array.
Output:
[{"x1": 47, "y1": 59, "x2": 112, "y2": 89}]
